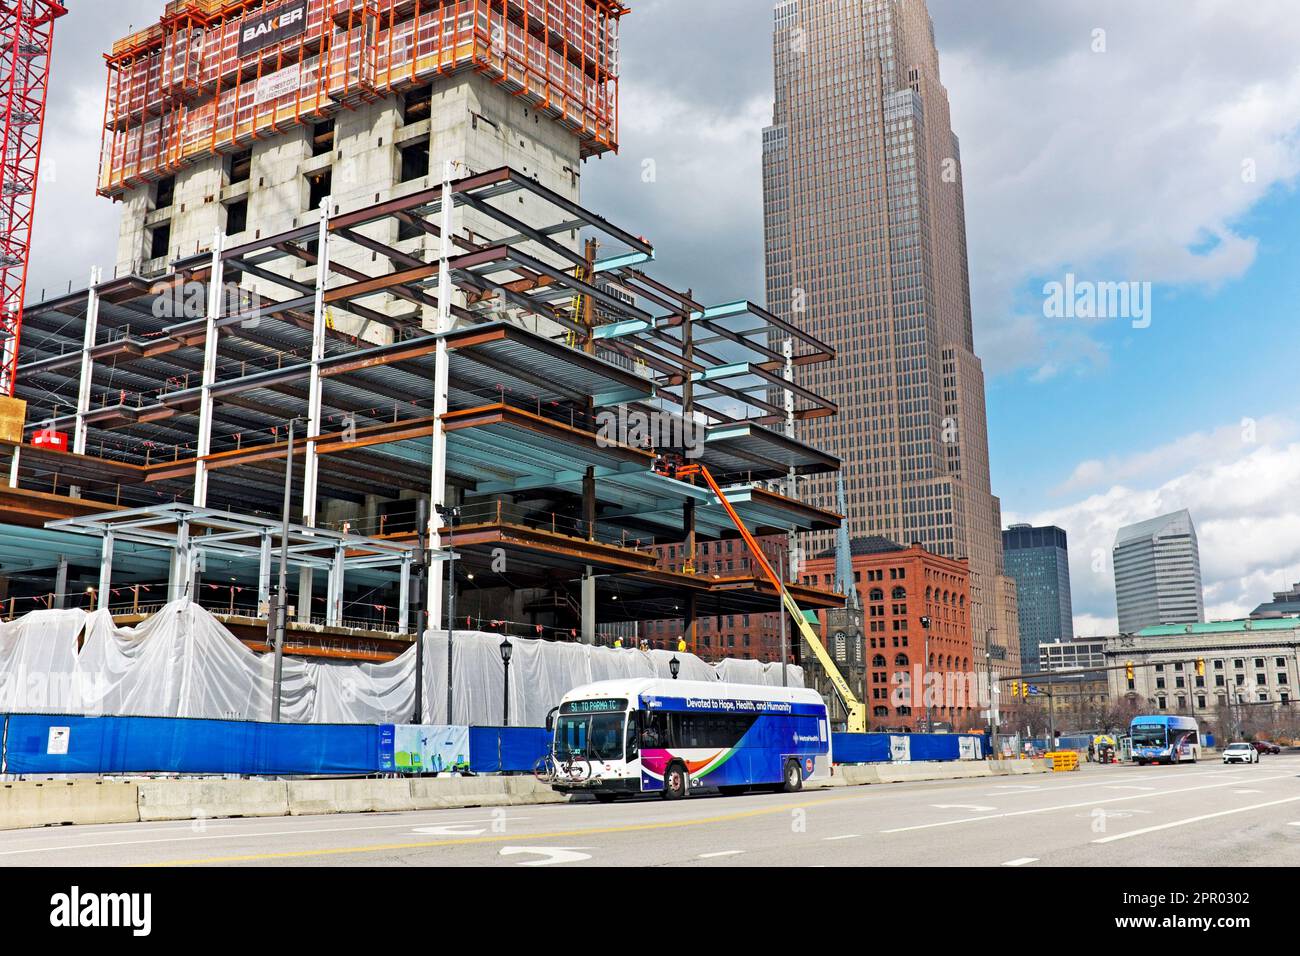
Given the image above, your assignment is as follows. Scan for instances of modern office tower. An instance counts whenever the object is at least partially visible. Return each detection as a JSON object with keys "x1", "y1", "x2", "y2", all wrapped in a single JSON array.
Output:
[
  {"x1": 761, "y1": 0, "x2": 1020, "y2": 682},
  {"x1": 1003, "y1": 523, "x2": 1074, "y2": 672},
  {"x1": 1113, "y1": 509, "x2": 1205, "y2": 633}
]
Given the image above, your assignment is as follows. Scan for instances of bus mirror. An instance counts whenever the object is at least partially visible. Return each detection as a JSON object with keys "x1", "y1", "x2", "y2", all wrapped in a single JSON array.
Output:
[{"x1": 545, "y1": 706, "x2": 558, "y2": 732}]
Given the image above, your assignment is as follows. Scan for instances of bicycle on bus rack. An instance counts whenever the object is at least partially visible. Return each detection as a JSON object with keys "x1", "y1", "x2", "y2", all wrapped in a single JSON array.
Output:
[{"x1": 533, "y1": 749, "x2": 591, "y2": 785}]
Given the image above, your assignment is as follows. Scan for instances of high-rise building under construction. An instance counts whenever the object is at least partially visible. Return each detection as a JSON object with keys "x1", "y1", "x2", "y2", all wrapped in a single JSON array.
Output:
[
  {"x1": 762, "y1": 0, "x2": 1021, "y2": 681},
  {"x1": 101, "y1": 0, "x2": 624, "y2": 343}
]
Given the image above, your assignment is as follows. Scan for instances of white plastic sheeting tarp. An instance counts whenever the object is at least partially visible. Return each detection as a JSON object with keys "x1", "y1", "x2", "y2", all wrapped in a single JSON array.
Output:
[
  {"x1": 0, "y1": 600, "x2": 805, "y2": 726},
  {"x1": 0, "y1": 609, "x2": 88, "y2": 713}
]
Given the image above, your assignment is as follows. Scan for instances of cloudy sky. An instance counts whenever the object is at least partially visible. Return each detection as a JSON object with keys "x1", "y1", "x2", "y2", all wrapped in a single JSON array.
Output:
[{"x1": 29, "y1": 1, "x2": 1300, "y2": 635}]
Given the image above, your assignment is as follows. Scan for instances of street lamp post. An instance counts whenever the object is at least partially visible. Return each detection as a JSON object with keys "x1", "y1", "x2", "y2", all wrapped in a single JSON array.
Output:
[
  {"x1": 920, "y1": 615, "x2": 932, "y2": 732},
  {"x1": 669, "y1": 656, "x2": 680, "y2": 680},
  {"x1": 985, "y1": 626, "x2": 998, "y2": 756},
  {"x1": 500, "y1": 637, "x2": 513, "y2": 726},
  {"x1": 441, "y1": 505, "x2": 459, "y2": 723}
]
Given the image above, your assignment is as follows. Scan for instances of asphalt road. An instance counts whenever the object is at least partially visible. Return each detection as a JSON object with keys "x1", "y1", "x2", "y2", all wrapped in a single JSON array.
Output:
[{"x1": 4, "y1": 755, "x2": 1299, "y2": 866}]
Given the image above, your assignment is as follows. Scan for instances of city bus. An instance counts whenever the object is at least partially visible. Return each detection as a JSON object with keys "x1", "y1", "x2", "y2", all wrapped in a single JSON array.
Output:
[
  {"x1": 542, "y1": 678, "x2": 831, "y2": 801},
  {"x1": 1130, "y1": 714, "x2": 1201, "y2": 765}
]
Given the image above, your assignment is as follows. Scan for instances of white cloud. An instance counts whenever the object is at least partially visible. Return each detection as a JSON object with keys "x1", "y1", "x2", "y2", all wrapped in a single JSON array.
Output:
[
  {"x1": 945, "y1": 0, "x2": 1300, "y2": 374},
  {"x1": 1052, "y1": 414, "x2": 1297, "y2": 496},
  {"x1": 1008, "y1": 425, "x2": 1300, "y2": 634}
]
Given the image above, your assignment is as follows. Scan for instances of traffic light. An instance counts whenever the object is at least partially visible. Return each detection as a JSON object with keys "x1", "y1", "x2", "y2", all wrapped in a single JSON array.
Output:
[
  {"x1": 1126, "y1": 661, "x2": 1135, "y2": 681},
  {"x1": 1196, "y1": 658, "x2": 1205, "y2": 678},
  {"x1": 1011, "y1": 681, "x2": 1020, "y2": 697}
]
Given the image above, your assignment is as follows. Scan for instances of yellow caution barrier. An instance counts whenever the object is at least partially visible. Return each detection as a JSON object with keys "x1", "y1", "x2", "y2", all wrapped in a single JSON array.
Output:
[{"x1": 1045, "y1": 751, "x2": 1080, "y2": 772}]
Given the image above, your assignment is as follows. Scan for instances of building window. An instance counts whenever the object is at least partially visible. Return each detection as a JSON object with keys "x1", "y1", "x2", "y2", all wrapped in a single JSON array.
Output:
[
  {"x1": 311, "y1": 119, "x2": 335, "y2": 157},
  {"x1": 401, "y1": 85, "x2": 432, "y2": 123},
  {"x1": 307, "y1": 169, "x2": 332, "y2": 211},
  {"x1": 148, "y1": 221, "x2": 171, "y2": 261},
  {"x1": 154, "y1": 175, "x2": 175, "y2": 209},
  {"x1": 224, "y1": 198, "x2": 248, "y2": 237},
  {"x1": 226, "y1": 149, "x2": 252, "y2": 185},
  {"x1": 398, "y1": 139, "x2": 430, "y2": 182}
]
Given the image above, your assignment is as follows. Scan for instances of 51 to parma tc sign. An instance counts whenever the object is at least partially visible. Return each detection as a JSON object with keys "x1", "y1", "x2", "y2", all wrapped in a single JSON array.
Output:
[{"x1": 238, "y1": 0, "x2": 309, "y2": 58}]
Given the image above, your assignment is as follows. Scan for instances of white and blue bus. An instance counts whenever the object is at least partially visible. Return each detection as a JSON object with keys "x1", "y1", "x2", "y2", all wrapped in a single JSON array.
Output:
[
  {"x1": 1130, "y1": 714, "x2": 1201, "y2": 765},
  {"x1": 542, "y1": 678, "x2": 831, "y2": 801}
]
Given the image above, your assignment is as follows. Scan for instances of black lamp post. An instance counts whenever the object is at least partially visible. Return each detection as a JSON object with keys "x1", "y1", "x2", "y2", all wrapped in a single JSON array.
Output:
[
  {"x1": 920, "y1": 614, "x2": 932, "y2": 732},
  {"x1": 669, "y1": 656, "x2": 680, "y2": 680},
  {"x1": 499, "y1": 637, "x2": 513, "y2": 726}
]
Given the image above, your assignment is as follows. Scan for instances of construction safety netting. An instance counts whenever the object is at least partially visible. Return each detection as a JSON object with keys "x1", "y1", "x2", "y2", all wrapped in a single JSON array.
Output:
[{"x1": 0, "y1": 601, "x2": 803, "y2": 726}]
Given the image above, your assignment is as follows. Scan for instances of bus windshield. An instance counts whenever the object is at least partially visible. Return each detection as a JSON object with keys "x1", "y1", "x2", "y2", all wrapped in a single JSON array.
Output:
[
  {"x1": 555, "y1": 711, "x2": 626, "y2": 761},
  {"x1": 1131, "y1": 723, "x2": 1168, "y2": 748}
]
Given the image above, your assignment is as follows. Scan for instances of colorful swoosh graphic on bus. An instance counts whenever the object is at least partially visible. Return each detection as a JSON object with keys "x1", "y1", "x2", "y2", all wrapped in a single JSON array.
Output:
[{"x1": 640, "y1": 748, "x2": 738, "y2": 781}]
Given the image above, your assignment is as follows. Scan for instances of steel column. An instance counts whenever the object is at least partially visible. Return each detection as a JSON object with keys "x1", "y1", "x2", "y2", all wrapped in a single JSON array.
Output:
[
  {"x1": 427, "y1": 164, "x2": 455, "y2": 629},
  {"x1": 53, "y1": 553, "x2": 66, "y2": 609},
  {"x1": 72, "y1": 265, "x2": 101, "y2": 468},
  {"x1": 258, "y1": 529, "x2": 272, "y2": 614},
  {"x1": 193, "y1": 231, "x2": 224, "y2": 507},
  {"x1": 97, "y1": 530, "x2": 113, "y2": 611},
  {"x1": 398, "y1": 552, "x2": 412, "y2": 634},
  {"x1": 298, "y1": 197, "x2": 331, "y2": 617}
]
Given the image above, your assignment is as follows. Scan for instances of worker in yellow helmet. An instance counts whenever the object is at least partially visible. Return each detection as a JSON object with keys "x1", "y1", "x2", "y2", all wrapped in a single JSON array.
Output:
[
  {"x1": 676, "y1": 636, "x2": 687, "y2": 653},
  {"x1": 613, "y1": 636, "x2": 624, "y2": 649}
]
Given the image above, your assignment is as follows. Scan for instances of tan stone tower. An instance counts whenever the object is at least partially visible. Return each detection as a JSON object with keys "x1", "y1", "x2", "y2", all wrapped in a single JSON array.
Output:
[{"x1": 762, "y1": 0, "x2": 1021, "y2": 685}]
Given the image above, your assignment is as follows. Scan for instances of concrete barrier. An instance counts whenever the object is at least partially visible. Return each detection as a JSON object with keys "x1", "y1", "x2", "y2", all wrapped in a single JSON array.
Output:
[
  {"x1": 286, "y1": 779, "x2": 416, "y2": 816},
  {"x1": 1, "y1": 759, "x2": 1051, "y2": 831},
  {"x1": 136, "y1": 780, "x2": 289, "y2": 822},
  {"x1": 408, "y1": 775, "x2": 569, "y2": 810},
  {"x1": 0, "y1": 780, "x2": 140, "y2": 830},
  {"x1": 814, "y1": 758, "x2": 1048, "y2": 790}
]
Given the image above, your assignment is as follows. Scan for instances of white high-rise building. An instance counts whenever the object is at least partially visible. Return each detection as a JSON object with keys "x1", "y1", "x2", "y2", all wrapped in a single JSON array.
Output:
[{"x1": 1113, "y1": 510, "x2": 1205, "y2": 633}]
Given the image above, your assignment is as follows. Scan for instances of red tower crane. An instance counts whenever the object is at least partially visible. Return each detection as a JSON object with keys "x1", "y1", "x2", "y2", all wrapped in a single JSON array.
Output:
[{"x1": 0, "y1": 0, "x2": 67, "y2": 396}]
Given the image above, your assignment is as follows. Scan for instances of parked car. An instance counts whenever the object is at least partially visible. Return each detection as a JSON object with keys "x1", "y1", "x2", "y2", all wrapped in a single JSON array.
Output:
[
  {"x1": 1251, "y1": 740, "x2": 1281, "y2": 756},
  {"x1": 1223, "y1": 741, "x2": 1258, "y2": 764}
]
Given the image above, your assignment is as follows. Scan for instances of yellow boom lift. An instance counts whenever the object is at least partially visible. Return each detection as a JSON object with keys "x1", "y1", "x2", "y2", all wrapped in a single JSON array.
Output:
[{"x1": 668, "y1": 462, "x2": 868, "y2": 732}]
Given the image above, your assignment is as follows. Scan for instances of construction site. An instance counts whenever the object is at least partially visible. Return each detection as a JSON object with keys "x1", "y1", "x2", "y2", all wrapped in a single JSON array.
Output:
[{"x1": 0, "y1": 0, "x2": 870, "y2": 731}]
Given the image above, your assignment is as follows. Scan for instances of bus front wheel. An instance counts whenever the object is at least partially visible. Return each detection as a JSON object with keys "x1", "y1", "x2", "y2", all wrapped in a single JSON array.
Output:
[
  {"x1": 781, "y1": 759, "x2": 803, "y2": 793},
  {"x1": 662, "y1": 762, "x2": 688, "y2": 800}
]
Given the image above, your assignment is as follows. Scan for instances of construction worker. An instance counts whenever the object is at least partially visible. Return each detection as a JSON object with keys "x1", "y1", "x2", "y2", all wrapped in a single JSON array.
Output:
[
  {"x1": 613, "y1": 636, "x2": 623, "y2": 649},
  {"x1": 676, "y1": 635, "x2": 687, "y2": 653}
]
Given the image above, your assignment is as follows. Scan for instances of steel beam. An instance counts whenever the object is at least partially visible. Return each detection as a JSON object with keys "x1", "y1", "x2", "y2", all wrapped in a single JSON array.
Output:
[{"x1": 193, "y1": 231, "x2": 223, "y2": 507}]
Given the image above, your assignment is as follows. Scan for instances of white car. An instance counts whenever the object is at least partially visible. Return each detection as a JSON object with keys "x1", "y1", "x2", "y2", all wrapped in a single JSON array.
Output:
[{"x1": 1222, "y1": 741, "x2": 1258, "y2": 764}]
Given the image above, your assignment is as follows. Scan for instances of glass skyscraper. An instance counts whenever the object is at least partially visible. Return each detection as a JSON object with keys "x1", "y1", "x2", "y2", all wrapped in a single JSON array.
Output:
[
  {"x1": 1003, "y1": 524, "x2": 1074, "y2": 673},
  {"x1": 761, "y1": 0, "x2": 1020, "y2": 680},
  {"x1": 1113, "y1": 509, "x2": 1205, "y2": 634}
]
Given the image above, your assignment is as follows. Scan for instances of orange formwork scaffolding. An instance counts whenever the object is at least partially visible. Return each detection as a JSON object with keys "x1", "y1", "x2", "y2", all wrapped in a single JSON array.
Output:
[{"x1": 98, "y1": 0, "x2": 626, "y2": 198}]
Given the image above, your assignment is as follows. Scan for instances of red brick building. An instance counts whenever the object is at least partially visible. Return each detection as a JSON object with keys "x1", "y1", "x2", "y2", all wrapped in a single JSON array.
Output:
[
  {"x1": 801, "y1": 537, "x2": 977, "y2": 732},
  {"x1": 639, "y1": 535, "x2": 789, "y2": 661}
]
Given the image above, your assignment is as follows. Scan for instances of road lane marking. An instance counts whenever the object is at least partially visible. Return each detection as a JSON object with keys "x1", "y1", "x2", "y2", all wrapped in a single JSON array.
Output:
[
  {"x1": 698, "y1": 850, "x2": 745, "y2": 858},
  {"x1": 1106, "y1": 785, "x2": 1156, "y2": 791},
  {"x1": 412, "y1": 824, "x2": 487, "y2": 836},
  {"x1": 880, "y1": 773, "x2": 1297, "y2": 834},
  {"x1": 1231, "y1": 789, "x2": 1262, "y2": 795},
  {"x1": 0, "y1": 816, "x2": 528, "y2": 857},
  {"x1": 500, "y1": 847, "x2": 591, "y2": 866},
  {"x1": 931, "y1": 804, "x2": 996, "y2": 811},
  {"x1": 1002, "y1": 857, "x2": 1037, "y2": 866},
  {"x1": 135, "y1": 791, "x2": 872, "y2": 866},
  {"x1": 1092, "y1": 796, "x2": 1300, "y2": 844},
  {"x1": 824, "y1": 834, "x2": 859, "y2": 841}
]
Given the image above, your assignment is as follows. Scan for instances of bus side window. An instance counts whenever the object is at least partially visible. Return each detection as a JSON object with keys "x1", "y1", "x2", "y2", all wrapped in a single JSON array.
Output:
[
  {"x1": 641, "y1": 712, "x2": 667, "y2": 748},
  {"x1": 625, "y1": 712, "x2": 640, "y2": 759}
]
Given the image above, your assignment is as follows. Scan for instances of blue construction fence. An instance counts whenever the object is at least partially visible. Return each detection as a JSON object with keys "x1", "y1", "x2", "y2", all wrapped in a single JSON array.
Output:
[
  {"x1": 0, "y1": 714, "x2": 548, "y2": 777},
  {"x1": 830, "y1": 732, "x2": 989, "y2": 764}
]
